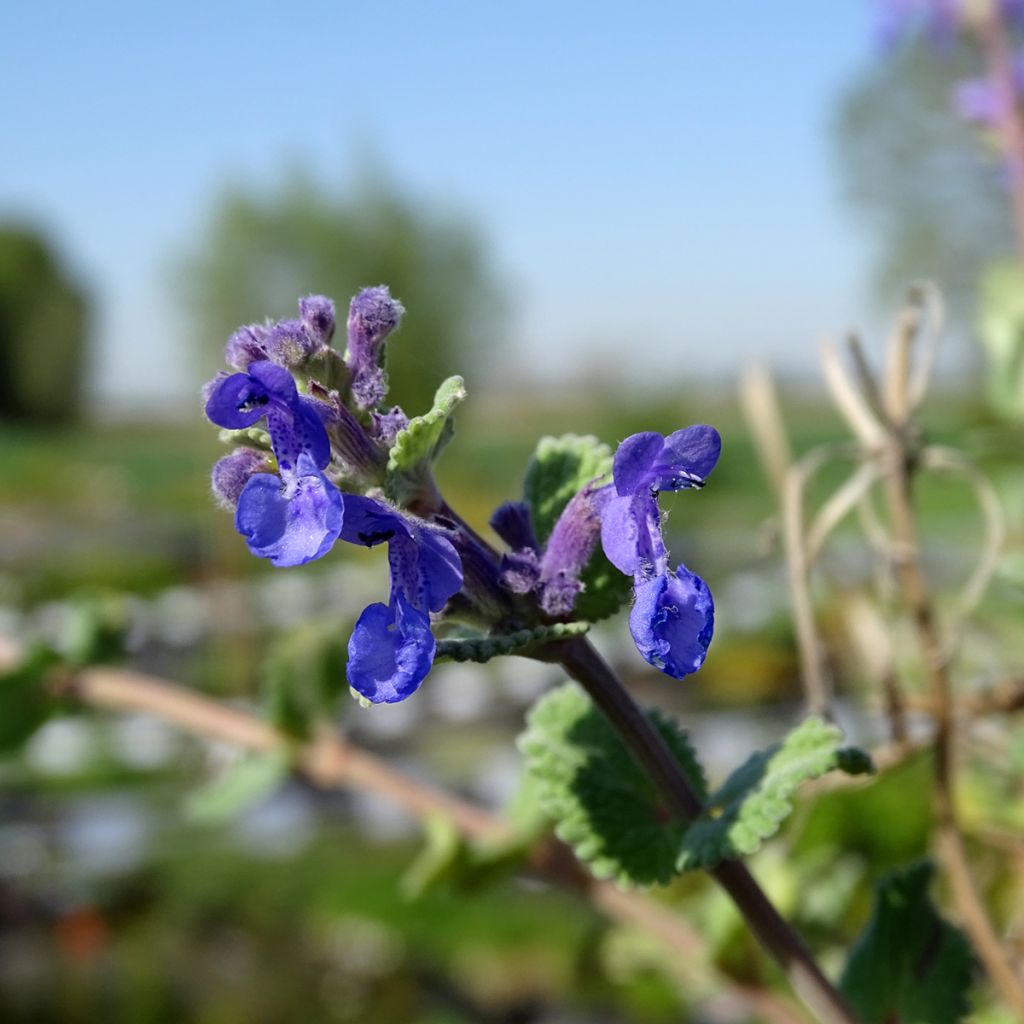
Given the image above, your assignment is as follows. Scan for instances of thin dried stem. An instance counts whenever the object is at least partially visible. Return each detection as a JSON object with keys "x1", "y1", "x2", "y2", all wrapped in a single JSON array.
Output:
[
  {"x1": 882, "y1": 441, "x2": 1024, "y2": 1015},
  {"x1": 919, "y1": 446, "x2": 1006, "y2": 623},
  {"x1": 782, "y1": 443, "x2": 859, "y2": 718},
  {"x1": 820, "y1": 339, "x2": 886, "y2": 449},
  {"x1": 904, "y1": 282, "x2": 944, "y2": 413},
  {"x1": 806, "y1": 461, "x2": 883, "y2": 566},
  {"x1": 738, "y1": 362, "x2": 794, "y2": 497},
  {"x1": 54, "y1": 664, "x2": 808, "y2": 1023}
]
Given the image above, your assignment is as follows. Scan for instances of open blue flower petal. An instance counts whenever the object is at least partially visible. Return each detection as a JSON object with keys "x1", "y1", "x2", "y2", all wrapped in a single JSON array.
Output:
[
  {"x1": 598, "y1": 490, "x2": 667, "y2": 579},
  {"x1": 612, "y1": 426, "x2": 721, "y2": 497},
  {"x1": 629, "y1": 565, "x2": 714, "y2": 679},
  {"x1": 341, "y1": 494, "x2": 461, "y2": 612},
  {"x1": 347, "y1": 593, "x2": 436, "y2": 704},
  {"x1": 235, "y1": 453, "x2": 343, "y2": 567}
]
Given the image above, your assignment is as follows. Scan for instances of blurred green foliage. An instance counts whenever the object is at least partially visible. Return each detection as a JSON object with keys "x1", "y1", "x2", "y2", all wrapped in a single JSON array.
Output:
[
  {"x1": 180, "y1": 170, "x2": 504, "y2": 415},
  {"x1": 0, "y1": 225, "x2": 89, "y2": 423}
]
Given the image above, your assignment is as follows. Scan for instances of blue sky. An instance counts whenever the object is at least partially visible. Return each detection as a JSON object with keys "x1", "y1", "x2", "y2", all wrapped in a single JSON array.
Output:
[{"x1": 2, "y1": 1, "x2": 881, "y2": 410}]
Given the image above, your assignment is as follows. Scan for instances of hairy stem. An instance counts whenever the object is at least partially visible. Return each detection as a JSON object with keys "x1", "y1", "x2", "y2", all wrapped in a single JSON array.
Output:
[{"x1": 555, "y1": 636, "x2": 859, "y2": 1024}]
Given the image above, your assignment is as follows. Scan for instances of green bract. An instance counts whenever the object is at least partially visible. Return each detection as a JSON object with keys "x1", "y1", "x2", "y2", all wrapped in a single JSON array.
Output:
[
  {"x1": 386, "y1": 375, "x2": 465, "y2": 503},
  {"x1": 519, "y1": 682, "x2": 706, "y2": 887},
  {"x1": 435, "y1": 621, "x2": 590, "y2": 664}
]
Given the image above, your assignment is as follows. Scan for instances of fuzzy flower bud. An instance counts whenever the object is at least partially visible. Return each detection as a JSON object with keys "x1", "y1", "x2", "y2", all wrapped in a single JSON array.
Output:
[
  {"x1": 264, "y1": 318, "x2": 321, "y2": 369},
  {"x1": 345, "y1": 286, "x2": 406, "y2": 409},
  {"x1": 299, "y1": 294, "x2": 336, "y2": 347},
  {"x1": 211, "y1": 447, "x2": 273, "y2": 509},
  {"x1": 225, "y1": 324, "x2": 270, "y2": 371}
]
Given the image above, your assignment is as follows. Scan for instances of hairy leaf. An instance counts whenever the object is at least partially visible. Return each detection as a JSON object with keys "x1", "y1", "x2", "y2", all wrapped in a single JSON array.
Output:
[
  {"x1": 677, "y1": 717, "x2": 870, "y2": 871},
  {"x1": 522, "y1": 433, "x2": 629, "y2": 621},
  {"x1": 520, "y1": 682, "x2": 706, "y2": 887},
  {"x1": 839, "y1": 862, "x2": 973, "y2": 1024}
]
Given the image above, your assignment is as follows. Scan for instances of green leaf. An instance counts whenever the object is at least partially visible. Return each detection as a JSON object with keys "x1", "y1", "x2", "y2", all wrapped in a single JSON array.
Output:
[
  {"x1": 677, "y1": 717, "x2": 869, "y2": 871},
  {"x1": 435, "y1": 620, "x2": 590, "y2": 664},
  {"x1": 522, "y1": 433, "x2": 630, "y2": 621},
  {"x1": 524, "y1": 434, "x2": 612, "y2": 540},
  {"x1": 519, "y1": 682, "x2": 706, "y2": 887},
  {"x1": 64, "y1": 592, "x2": 130, "y2": 666},
  {"x1": 401, "y1": 812, "x2": 464, "y2": 899},
  {"x1": 978, "y1": 260, "x2": 1024, "y2": 421},
  {"x1": 184, "y1": 750, "x2": 290, "y2": 824},
  {"x1": 386, "y1": 375, "x2": 465, "y2": 503},
  {"x1": 0, "y1": 644, "x2": 61, "y2": 753},
  {"x1": 839, "y1": 862, "x2": 974, "y2": 1024},
  {"x1": 262, "y1": 623, "x2": 348, "y2": 739}
]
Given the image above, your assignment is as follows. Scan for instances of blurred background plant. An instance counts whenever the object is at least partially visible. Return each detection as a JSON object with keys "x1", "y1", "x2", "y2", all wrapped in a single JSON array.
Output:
[{"x1": 4, "y1": 1, "x2": 1024, "y2": 1022}]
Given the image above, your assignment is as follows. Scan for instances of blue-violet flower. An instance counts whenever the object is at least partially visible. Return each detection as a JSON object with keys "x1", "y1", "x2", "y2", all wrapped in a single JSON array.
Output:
[
  {"x1": 340, "y1": 495, "x2": 462, "y2": 703},
  {"x1": 205, "y1": 360, "x2": 343, "y2": 567},
  {"x1": 598, "y1": 426, "x2": 721, "y2": 679}
]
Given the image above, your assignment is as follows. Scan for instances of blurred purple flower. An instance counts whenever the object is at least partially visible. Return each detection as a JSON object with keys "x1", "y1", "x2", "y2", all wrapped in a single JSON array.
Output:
[
  {"x1": 875, "y1": 0, "x2": 960, "y2": 51},
  {"x1": 952, "y1": 77, "x2": 1007, "y2": 124}
]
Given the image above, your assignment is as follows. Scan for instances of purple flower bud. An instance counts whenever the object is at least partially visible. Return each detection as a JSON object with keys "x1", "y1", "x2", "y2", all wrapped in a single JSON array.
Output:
[
  {"x1": 345, "y1": 286, "x2": 406, "y2": 409},
  {"x1": 499, "y1": 548, "x2": 541, "y2": 594},
  {"x1": 264, "y1": 318, "x2": 320, "y2": 369},
  {"x1": 537, "y1": 485, "x2": 602, "y2": 615},
  {"x1": 370, "y1": 406, "x2": 410, "y2": 447},
  {"x1": 490, "y1": 501, "x2": 538, "y2": 551},
  {"x1": 225, "y1": 324, "x2": 270, "y2": 370},
  {"x1": 211, "y1": 447, "x2": 273, "y2": 509},
  {"x1": 299, "y1": 294, "x2": 336, "y2": 347}
]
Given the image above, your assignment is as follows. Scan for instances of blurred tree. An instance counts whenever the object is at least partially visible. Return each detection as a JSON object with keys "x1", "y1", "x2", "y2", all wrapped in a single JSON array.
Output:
[
  {"x1": 181, "y1": 169, "x2": 505, "y2": 415},
  {"x1": 0, "y1": 225, "x2": 89, "y2": 423},
  {"x1": 834, "y1": 43, "x2": 1015, "y2": 322}
]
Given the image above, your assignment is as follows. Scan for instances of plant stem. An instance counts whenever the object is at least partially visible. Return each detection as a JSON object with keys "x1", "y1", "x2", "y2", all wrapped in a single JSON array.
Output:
[
  {"x1": 55, "y1": 663, "x2": 807, "y2": 1024},
  {"x1": 555, "y1": 636, "x2": 860, "y2": 1024},
  {"x1": 882, "y1": 443, "x2": 1024, "y2": 1015}
]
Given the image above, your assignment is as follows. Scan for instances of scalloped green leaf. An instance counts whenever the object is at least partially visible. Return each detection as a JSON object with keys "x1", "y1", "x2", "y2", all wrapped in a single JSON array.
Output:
[
  {"x1": 677, "y1": 717, "x2": 868, "y2": 871},
  {"x1": 522, "y1": 433, "x2": 629, "y2": 621},
  {"x1": 435, "y1": 621, "x2": 590, "y2": 664},
  {"x1": 524, "y1": 433, "x2": 612, "y2": 540},
  {"x1": 519, "y1": 682, "x2": 706, "y2": 887},
  {"x1": 839, "y1": 862, "x2": 973, "y2": 1024},
  {"x1": 386, "y1": 375, "x2": 465, "y2": 502}
]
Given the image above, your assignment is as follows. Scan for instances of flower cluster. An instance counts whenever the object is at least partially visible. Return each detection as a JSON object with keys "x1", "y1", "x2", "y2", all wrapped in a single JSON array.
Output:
[
  {"x1": 204, "y1": 291, "x2": 462, "y2": 704},
  {"x1": 204, "y1": 289, "x2": 722, "y2": 706},
  {"x1": 495, "y1": 427, "x2": 720, "y2": 679}
]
